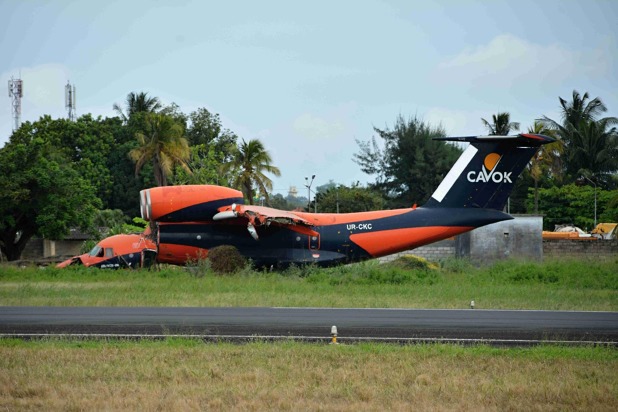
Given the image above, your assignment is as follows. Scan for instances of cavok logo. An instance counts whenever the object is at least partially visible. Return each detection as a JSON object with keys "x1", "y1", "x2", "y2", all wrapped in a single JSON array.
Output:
[{"x1": 466, "y1": 153, "x2": 512, "y2": 183}]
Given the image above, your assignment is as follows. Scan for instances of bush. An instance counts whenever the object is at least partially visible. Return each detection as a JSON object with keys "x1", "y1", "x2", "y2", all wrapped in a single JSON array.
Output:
[
  {"x1": 388, "y1": 254, "x2": 438, "y2": 271},
  {"x1": 208, "y1": 245, "x2": 247, "y2": 275}
]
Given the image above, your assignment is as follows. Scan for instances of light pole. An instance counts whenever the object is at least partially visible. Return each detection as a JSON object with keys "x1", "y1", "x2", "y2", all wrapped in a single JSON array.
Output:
[
  {"x1": 305, "y1": 175, "x2": 315, "y2": 212},
  {"x1": 583, "y1": 175, "x2": 597, "y2": 228}
]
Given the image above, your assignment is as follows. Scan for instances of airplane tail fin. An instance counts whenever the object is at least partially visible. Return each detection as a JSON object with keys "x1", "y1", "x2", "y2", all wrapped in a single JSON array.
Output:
[{"x1": 425, "y1": 133, "x2": 555, "y2": 210}]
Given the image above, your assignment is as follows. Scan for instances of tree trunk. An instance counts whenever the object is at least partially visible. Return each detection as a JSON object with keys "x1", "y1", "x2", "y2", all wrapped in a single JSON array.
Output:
[{"x1": 0, "y1": 230, "x2": 34, "y2": 261}]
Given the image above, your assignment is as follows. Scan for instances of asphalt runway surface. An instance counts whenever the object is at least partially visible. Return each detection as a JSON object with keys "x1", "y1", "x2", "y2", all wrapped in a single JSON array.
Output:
[{"x1": 1, "y1": 306, "x2": 617, "y2": 345}]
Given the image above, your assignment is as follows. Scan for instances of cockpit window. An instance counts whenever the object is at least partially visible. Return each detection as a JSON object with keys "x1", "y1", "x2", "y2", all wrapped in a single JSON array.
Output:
[
  {"x1": 105, "y1": 248, "x2": 114, "y2": 257},
  {"x1": 89, "y1": 245, "x2": 104, "y2": 257}
]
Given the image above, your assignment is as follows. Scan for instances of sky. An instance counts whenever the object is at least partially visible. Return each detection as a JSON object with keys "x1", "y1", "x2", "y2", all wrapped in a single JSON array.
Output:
[{"x1": 1, "y1": 0, "x2": 617, "y2": 196}]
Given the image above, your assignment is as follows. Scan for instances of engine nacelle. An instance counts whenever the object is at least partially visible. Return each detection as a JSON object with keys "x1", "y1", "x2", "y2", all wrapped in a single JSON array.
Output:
[{"x1": 140, "y1": 185, "x2": 244, "y2": 222}]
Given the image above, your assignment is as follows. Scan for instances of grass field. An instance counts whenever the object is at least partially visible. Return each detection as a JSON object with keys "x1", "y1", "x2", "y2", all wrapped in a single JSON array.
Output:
[
  {"x1": 0, "y1": 257, "x2": 616, "y2": 310},
  {"x1": 1, "y1": 339, "x2": 616, "y2": 411}
]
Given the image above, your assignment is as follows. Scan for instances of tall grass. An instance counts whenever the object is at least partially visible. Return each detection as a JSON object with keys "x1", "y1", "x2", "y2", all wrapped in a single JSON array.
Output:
[
  {"x1": 0, "y1": 339, "x2": 616, "y2": 411},
  {"x1": 0, "y1": 257, "x2": 616, "y2": 310}
]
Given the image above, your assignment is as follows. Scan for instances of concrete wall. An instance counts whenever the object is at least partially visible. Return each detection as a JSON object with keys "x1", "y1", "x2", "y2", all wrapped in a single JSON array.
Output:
[
  {"x1": 456, "y1": 215, "x2": 543, "y2": 263},
  {"x1": 20, "y1": 238, "x2": 85, "y2": 260},
  {"x1": 20, "y1": 238, "x2": 45, "y2": 260}
]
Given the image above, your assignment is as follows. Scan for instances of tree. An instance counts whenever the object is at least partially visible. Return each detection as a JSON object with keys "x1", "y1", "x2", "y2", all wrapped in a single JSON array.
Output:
[
  {"x1": 481, "y1": 112, "x2": 520, "y2": 135},
  {"x1": 170, "y1": 107, "x2": 240, "y2": 186},
  {"x1": 542, "y1": 90, "x2": 610, "y2": 139},
  {"x1": 312, "y1": 184, "x2": 384, "y2": 213},
  {"x1": 568, "y1": 118, "x2": 618, "y2": 186},
  {"x1": 541, "y1": 90, "x2": 618, "y2": 182},
  {"x1": 222, "y1": 139, "x2": 281, "y2": 204},
  {"x1": 129, "y1": 113, "x2": 191, "y2": 186},
  {"x1": 171, "y1": 145, "x2": 222, "y2": 185},
  {"x1": 527, "y1": 184, "x2": 617, "y2": 230},
  {"x1": 113, "y1": 91, "x2": 162, "y2": 123},
  {"x1": 0, "y1": 130, "x2": 101, "y2": 261},
  {"x1": 526, "y1": 121, "x2": 563, "y2": 213},
  {"x1": 354, "y1": 115, "x2": 462, "y2": 208}
]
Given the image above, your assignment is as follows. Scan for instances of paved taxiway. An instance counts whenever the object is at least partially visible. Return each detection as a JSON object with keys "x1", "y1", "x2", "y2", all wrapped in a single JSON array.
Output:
[{"x1": 1, "y1": 307, "x2": 616, "y2": 344}]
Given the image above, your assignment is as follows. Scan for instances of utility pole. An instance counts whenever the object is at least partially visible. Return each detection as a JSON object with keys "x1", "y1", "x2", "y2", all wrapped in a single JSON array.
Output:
[
  {"x1": 583, "y1": 175, "x2": 597, "y2": 228},
  {"x1": 305, "y1": 175, "x2": 315, "y2": 212}
]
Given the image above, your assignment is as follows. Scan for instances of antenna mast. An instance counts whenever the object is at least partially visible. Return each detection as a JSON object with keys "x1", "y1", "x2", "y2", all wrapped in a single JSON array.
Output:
[
  {"x1": 8, "y1": 76, "x2": 23, "y2": 132},
  {"x1": 65, "y1": 81, "x2": 76, "y2": 121}
]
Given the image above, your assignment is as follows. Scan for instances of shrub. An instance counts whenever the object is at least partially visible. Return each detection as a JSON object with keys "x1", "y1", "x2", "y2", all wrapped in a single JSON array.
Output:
[
  {"x1": 388, "y1": 254, "x2": 438, "y2": 271},
  {"x1": 185, "y1": 253, "x2": 210, "y2": 278},
  {"x1": 439, "y1": 257, "x2": 474, "y2": 273},
  {"x1": 207, "y1": 245, "x2": 247, "y2": 275}
]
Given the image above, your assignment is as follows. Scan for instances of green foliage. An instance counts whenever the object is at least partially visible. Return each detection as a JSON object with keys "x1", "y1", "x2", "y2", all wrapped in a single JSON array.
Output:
[
  {"x1": 439, "y1": 257, "x2": 474, "y2": 273},
  {"x1": 185, "y1": 107, "x2": 237, "y2": 157},
  {"x1": 0, "y1": 126, "x2": 101, "y2": 260},
  {"x1": 2, "y1": 258, "x2": 616, "y2": 310},
  {"x1": 307, "y1": 260, "x2": 439, "y2": 286},
  {"x1": 222, "y1": 139, "x2": 281, "y2": 205},
  {"x1": 5, "y1": 115, "x2": 119, "y2": 205},
  {"x1": 208, "y1": 245, "x2": 247, "y2": 275},
  {"x1": 171, "y1": 144, "x2": 222, "y2": 185},
  {"x1": 113, "y1": 91, "x2": 163, "y2": 123},
  {"x1": 481, "y1": 112, "x2": 520, "y2": 135},
  {"x1": 568, "y1": 118, "x2": 618, "y2": 185},
  {"x1": 130, "y1": 113, "x2": 191, "y2": 187},
  {"x1": 387, "y1": 254, "x2": 439, "y2": 271},
  {"x1": 80, "y1": 239, "x2": 97, "y2": 254},
  {"x1": 312, "y1": 183, "x2": 384, "y2": 213},
  {"x1": 354, "y1": 115, "x2": 462, "y2": 208},
  {"x1": 481, "y1": 259, "x2": 618, "y2": 290},
  {"x1": 526, "y1": 184, "x2": 618, "y2": 230},
  {"x1": 185, "y1": 253, "x2": 211, "y2": 278},
  {"x1": 600, "y1": 191, "x2": 618, "y2": 222},
  {"x1": 541, "y1": 90, "x2": 618, "y2": 184}
]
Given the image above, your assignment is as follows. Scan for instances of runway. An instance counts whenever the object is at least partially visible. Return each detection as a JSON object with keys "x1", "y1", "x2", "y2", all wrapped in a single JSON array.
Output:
[{"x1": 1, "y1": 306, "x2": 617, "y2": 345}]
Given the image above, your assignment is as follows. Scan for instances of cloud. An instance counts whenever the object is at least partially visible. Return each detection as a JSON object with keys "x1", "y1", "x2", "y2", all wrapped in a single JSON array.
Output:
[
  {"x1": 264, "y1": 104, "x2": 366, "y2": 191},
  {"x1": 434, "y1": 34, "x2": 608, "y2": 90},
  {"x1": 423, "y1": 107, "x2": 481, "y2": 136},
  {"x1": 292, "y1": 112, "x2": 346, "y2": 142}
]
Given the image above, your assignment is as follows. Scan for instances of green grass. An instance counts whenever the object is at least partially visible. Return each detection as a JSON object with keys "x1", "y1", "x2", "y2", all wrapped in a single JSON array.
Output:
[
  {"x1": 1, "y1": 338, "x2": 616, "y2": 411},
  {"x1": 0, "y1": 257, "x2": 616, "y2": 310}
]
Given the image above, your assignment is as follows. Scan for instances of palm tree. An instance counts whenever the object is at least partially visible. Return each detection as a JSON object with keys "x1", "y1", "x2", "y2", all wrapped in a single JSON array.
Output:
[
  {"x1": 129, "y1": 113, "x2": 191, "y2": 186},
  {"x1": 526, "y1": 121, "x2": 563, "y2": 213},
  {"x1": 540, "y1": 90, "x2": 618, "y2": 179},
  {"x1": 113, "y1": 92, "x2": 162, "y2": 123},
  {"x1": 543, "y1": 90, "x2": 610, "y2": 132},
  {"x1": 569, "y1": 118, "x2": 618, "y2": 184},
  {"x1": 481, "y1": 112, "x2": 520, "y2": 135},
  {"x1": 222, "y1": 139, "x2": 281, "y2": 204}
]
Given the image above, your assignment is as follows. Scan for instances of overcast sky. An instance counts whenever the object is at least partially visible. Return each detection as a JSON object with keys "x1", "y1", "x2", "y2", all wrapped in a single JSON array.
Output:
[{"x1": 1, "y1": 0, "x2": 616, "y2": 195}]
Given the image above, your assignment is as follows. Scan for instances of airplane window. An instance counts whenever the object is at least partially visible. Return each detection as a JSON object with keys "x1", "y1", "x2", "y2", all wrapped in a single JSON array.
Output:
[
  {"x1": 89, "y1": 246, "x2": 103, "y2": 257},
  {"x1": 105, "y1": 248, "x2": 114, "y2": 257}
]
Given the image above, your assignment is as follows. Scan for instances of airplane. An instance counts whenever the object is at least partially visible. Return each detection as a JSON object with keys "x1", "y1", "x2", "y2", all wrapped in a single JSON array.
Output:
[{"x1": 57, "y1": 133, "x2": 555, "y2": 269}]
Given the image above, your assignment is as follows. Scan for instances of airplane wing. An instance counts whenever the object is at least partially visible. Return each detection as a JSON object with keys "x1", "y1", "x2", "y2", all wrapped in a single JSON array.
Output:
[{"x1": 213, "y1": 204, "x2": 316, "y2": 240}]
